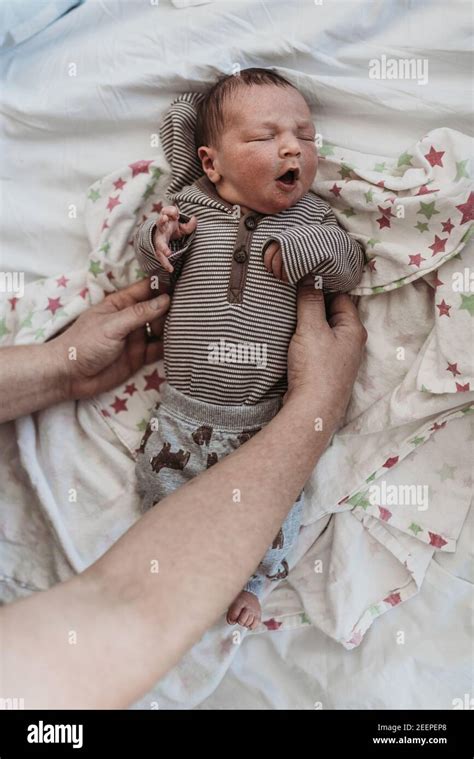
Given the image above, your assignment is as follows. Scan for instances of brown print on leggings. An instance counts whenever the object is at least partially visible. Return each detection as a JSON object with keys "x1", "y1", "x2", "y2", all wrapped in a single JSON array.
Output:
[
  {"x1": 272, "y1": 528, "x2": 284, "y2": 550},
  {"x1": 206, "y1": 452, "x2": 218, "y2": 468},
  {"x1": 192, "y1": 425, "x2": 213, "y2": 446},
  {"x1": 266, "y1": 559, "x2": 289, "y2": 581},
  {"x1": 237, "y1": 427, "x2": 262, "y2": 445},
  {"x1": 150, "y1": 442, "x2": 191, "y2": 474}
]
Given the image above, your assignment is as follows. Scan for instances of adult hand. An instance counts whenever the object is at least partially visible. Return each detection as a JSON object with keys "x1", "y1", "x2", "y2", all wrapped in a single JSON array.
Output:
[
  {"x1": 284, "y1": 277, "x2": 367, "y2": 427},
  {"x1": 51, "y1": 278, "x2": 170, "y2": 400}
]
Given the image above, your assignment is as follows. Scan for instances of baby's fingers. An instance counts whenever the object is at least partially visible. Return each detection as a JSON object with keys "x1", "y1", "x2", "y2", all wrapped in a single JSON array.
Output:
[
  {"x1": 157, "y1": 206, "x2": 179, "y2": 232},
  {"x1": 179, "y1": 215, "x2": 197, "y2": 234},
  {"x1": 154, "y1": 239, "x2": 174, "y2": 273}
]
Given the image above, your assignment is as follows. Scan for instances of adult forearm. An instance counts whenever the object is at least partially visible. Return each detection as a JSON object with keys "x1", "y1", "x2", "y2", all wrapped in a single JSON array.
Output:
[
  {"x1": 2, "y1": 391, "x2": 336, "y2": 709},
  {"x1": 0, "y1": 344, "x2": 67, "y2": 423}
]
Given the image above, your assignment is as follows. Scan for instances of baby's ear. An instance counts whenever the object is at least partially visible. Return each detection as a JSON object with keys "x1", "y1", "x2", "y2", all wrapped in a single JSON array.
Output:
[{"x1": 197, "y1": 146, "x2": 219, "y2": 182}]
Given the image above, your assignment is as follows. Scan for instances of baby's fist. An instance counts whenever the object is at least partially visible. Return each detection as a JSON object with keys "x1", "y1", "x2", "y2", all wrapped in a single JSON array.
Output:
[
  {"x1": 152, "y1": 206, "x2": 197, "y2": 273},
  {"x1": 263, "y1": 242, "x2": 289, "y2": 283}
]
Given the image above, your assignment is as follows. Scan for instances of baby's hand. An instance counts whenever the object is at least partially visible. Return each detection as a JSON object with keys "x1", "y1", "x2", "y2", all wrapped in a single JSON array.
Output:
[
  {"x1": 152, "y1": 205, "x2": 197, "y2": 273},
  {"x1": 263, "y1": 242, "x2": 289, "y2": 283}
]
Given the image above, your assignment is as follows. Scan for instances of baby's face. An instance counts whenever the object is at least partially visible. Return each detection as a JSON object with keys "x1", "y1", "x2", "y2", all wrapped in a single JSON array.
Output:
[{"x1": 199, "y1": 84, "x2": 318, "y2": 215}]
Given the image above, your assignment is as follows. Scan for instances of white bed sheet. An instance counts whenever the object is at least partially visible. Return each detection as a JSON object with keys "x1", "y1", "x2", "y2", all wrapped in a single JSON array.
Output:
[{"x1": 1, "y1": 0, "x2": 472, "y2": 709}]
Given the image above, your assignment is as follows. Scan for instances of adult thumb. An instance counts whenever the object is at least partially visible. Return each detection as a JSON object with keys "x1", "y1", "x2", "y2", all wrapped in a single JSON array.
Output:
[
  {"x1": 110, "y1": 294, "x2": 170, "y2": 340},
  {"x1": 295, "y1": 275, "x2": 327, "y2": 331}
]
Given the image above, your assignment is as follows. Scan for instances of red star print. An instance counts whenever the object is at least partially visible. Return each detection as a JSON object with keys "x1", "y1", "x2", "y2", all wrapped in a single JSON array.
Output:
[
  {"x1": 102, "y1": 220, "x2": 109, "y2": 231},
  {"x1": 330, "y1": 183, "x2": 342, "y2": 198},
  {"x1": 383, "y1": 592, "x2": 401, "y2": 606},
  {"x1": 56, "y1": 275, "x2": 69, "y2": 288},
  {"x1": 124, "y1": 383, "x2": 137, "y2": 396},
  {"x1": 455, "y1": 382, "x2": 470, "y2": 392},
  {"x1": 428, "y1": 532, "x2": 447, "y2": 548},
  {"x1": 436, "y1": 299, "x2": 451, "y2": 317},
  {"x1": 263, "y1": 618, "x2": 282, "y2": 631},
  {"x1": 378, "y1": 507, "x2": 392, "y2": 522},
  {"x1": 430, "y1": 421, "x2": 447, "y2": 432},
  {"x1": 441, "y1": 218, "x2": 454, "y2": 234},
  {"x1": 8, "y1": 297, "x2": 18, "y2": 310},
  {"x1": 106, "y1": 195, "x2": 121, "y2": 212},
  {"x1": 383, "y1": 456, "x2": 399, "y2": 469},
  {"x1": 79, "y1": 287, "x2": 89, "y2": 299},
  {"x1": 129, "y1": 160, "x2": 153, "y2": 178},
  {"x1": 409, "y1": 253, "x2": 425, "y2": 268},
  {"x1": 455, "y1": 192, "x2": 474, "y2": 225},
  {"x1": 376, "y1": 180, "x2": 385, "y2": 188},
  {"x1": 368, "y1": 259, "x2": 377, "y2": 272},
  {"x1": 110, "y1": 396, "x2": 128, "y2": 414},
  {"x1": 446, "y1": 363, "x2": 461, "y2": 377},
  {"x1": 376, "y1": 215, "x2": 391, "y2": 230},
  {"x1": 106, "y1": 271, "x2": 115, "y2": 281},
  {"x1": 376, "y1": 205, "x2": 394, "y2": 229},
  {"x1": 432, "y1": 273, "x2": 444, "y2": 289},
  {"x1": 101, "y1": 408, "x2": 110, "y2": 418},
  {"x1": 152, "y1": 202, "x2": 163, "y2": 213},
  {"x1": 416, "y1": 185, "x2": 439, "y2": 196},
  {"x1": 45, "y1": 297, "x2": 62, "y2": 315},
  {"x1": 429, "y1": 235, "x2": 448, "y2": 256},
  {"x1": 113, "y1": 177, "x2": 126, "y2": 191},
  {"x1": 143, "y1": 369, "x2": 165, "y2": 392},
  {"x1": 424, "y1": 146, "x2": 445, "y2": 167}
]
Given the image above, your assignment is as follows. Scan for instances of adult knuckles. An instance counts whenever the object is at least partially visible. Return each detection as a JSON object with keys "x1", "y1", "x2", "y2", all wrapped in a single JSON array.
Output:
[{"x1": 132, "y1": 301, "x2": 149, "y2": 320}]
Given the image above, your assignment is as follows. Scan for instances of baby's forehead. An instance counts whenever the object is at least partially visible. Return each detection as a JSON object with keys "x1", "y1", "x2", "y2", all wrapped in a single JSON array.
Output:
[{"x1": 228, "y1": 86, "x2": 312, "y2": 128}]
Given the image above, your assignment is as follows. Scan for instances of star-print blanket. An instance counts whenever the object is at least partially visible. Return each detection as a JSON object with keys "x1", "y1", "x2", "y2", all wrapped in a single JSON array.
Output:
[{"x1": 1, "y1": 127, "x2": 472, "y2": 698}]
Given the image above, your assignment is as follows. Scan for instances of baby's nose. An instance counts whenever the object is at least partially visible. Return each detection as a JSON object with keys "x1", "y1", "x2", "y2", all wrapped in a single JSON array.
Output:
[{"x1": 280, "y1": 139, "x2": 301, "y2": 157}]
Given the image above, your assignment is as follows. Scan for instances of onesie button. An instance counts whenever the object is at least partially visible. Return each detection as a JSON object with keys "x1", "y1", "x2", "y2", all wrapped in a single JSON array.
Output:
[
  {"x1": 234, "y1": 248, "x2": 247, "y2": 263},
  {"x1": 245, "y1": 215, "x2": 257, "y2": 230}
]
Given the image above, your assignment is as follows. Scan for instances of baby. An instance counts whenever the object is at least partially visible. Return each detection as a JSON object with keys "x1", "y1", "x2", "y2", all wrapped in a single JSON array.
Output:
[{"x1": 134, "y1": 68, "x2": 365, "y2": 630}]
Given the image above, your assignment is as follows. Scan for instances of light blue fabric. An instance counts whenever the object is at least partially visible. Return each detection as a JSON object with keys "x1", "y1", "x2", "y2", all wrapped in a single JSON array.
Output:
[{"x1": 0, "y1": 0, "x2": 85, "y2": 49}]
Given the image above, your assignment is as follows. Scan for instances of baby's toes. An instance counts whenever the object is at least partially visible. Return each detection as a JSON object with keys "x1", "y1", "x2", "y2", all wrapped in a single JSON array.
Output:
[
  {"x1": 237, "y1": 609, "x2": 251, "y2": 627},
  {"x1": 244, "y1": 614, "x2": 255, "y2": 629},
  {"x1": 250, "y1": 615, "x2": 260, "y2": 631}
]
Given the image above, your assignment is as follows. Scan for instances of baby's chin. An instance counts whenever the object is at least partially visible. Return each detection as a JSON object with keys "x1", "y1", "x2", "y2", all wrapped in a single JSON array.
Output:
[{"x1": 250, "y1": 185, "x2": 309, "y2": 215}]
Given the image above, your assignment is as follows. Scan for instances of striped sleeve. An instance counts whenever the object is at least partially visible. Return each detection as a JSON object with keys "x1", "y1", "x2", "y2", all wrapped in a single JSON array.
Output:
[
  {"x1": 262, "y1": 206, "x2": 365, "y2": 292},
  {"x1": 133, "y1": 211, "x2": 196, "y2": 286},
  {"x1": 160, "y1": 92, "x2": 205, "y2": 200}
]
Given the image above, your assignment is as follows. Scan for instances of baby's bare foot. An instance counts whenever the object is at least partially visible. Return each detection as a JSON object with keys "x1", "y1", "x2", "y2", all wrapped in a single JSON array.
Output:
[{"x1": 226, "y1": 590, "x2": 261, "y2": 630}]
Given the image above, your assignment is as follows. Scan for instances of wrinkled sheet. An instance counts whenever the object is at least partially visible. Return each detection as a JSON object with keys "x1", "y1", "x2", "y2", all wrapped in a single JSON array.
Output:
[{"x1": 0, "y1": 0, "x2": 472, "y2": 710}]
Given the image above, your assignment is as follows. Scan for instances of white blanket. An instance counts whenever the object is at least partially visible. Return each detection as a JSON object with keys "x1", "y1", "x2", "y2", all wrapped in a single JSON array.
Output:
[{"x1": 2, "y1": 122, "x2": 472, "y2": 658}]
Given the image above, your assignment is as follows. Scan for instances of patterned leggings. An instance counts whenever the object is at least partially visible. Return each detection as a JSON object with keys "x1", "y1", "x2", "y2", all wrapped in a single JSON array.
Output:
[{"x1": 135, "y1": 383, "x2": 304, "y2": 599}]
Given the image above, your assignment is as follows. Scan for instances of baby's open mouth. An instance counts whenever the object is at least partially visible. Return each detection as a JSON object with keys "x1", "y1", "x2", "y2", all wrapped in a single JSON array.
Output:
[{"x1": 276, "y1": 168, "x2": 300, "y2": 185}]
